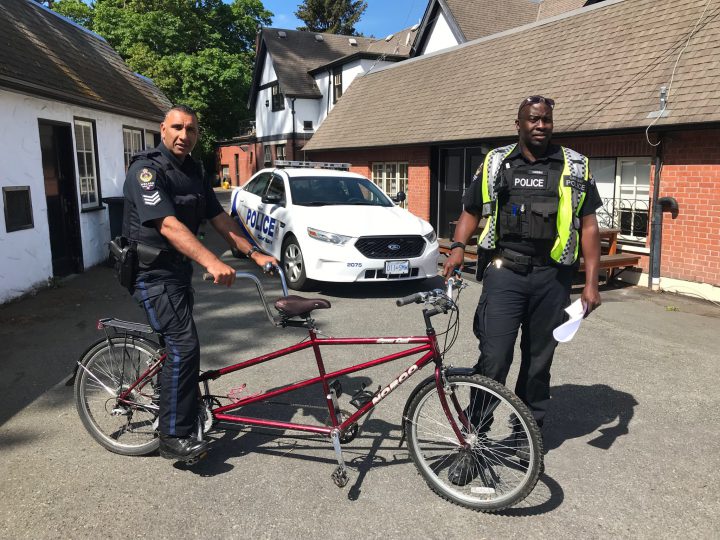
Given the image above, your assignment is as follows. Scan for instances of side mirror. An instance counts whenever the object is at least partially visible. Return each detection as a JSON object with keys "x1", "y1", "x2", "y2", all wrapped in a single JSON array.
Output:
[
  {"x1": 262, "y1": 193, "x2": 284, "y2": 205},
  {"x1": 393, "y1": 191, "x2": 406, "y2": 203}
]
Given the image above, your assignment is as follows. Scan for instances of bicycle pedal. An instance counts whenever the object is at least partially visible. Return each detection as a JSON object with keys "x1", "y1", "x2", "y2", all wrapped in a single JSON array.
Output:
[
  {"x1": 349, "y1": 387, "x2": 378, "y2": 410},
  {"x1": 331, "y1": 465, "x2": 349, "y2": 488}
]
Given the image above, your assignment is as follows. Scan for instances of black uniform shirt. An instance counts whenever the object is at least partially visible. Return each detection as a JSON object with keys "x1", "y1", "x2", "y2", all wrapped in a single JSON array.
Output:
[
  {"x1": 123, "y1": 143, "x2": 224, "y2": 251},
  {"x1": 462, "y1": 144, "x2": 602, "y2": 256}
]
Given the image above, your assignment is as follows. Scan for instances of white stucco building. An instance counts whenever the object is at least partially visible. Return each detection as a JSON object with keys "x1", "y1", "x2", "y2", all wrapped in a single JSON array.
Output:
[{"x1": 0, "y1": 0, "x2": 170, "y2": 303}]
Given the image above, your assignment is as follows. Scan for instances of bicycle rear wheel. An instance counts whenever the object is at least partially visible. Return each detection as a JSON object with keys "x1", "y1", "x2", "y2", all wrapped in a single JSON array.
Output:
[
  {"x1": 404, "y1": 373, "x2": 543, "y2": 512},
  {"x1": 74, "y1": 337, "x2": 161, "y2": 456}
]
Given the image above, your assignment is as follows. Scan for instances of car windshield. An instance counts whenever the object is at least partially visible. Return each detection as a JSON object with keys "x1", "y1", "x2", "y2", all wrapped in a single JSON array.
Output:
[{"x1": 289, "y1": 176, "x2": 393, "y2": 207}]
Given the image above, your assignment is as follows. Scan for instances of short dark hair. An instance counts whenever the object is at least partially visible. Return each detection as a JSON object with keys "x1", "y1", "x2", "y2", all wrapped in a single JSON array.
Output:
[{"x1": 165, "y1": 104, "x2": 198, "y2": 120}]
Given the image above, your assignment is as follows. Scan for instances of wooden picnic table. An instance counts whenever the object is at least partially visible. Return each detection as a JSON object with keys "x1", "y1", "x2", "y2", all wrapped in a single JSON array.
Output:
[{"x1": 439, "y1": 226, "x2": 640, "y2": 282}]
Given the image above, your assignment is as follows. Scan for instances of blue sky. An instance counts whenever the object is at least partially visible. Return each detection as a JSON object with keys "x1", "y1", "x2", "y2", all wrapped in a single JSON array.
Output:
[{"x1": 262, "y1": 1, "x2": 427, "y2": 38}]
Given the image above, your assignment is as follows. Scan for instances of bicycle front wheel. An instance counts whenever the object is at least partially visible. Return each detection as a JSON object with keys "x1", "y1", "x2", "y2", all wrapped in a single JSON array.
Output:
[
  {"x1": 74, "y1": 337, "x2": 161, "y2": 456},
  {"x1": 405, "y1": 374, "x2": 543, "y2": 512}
]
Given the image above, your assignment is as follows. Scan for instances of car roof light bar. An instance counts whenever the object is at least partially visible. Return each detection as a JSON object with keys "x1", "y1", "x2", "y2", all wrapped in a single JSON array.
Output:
[{"x1": 274, "y1": 160, "x2": 351, "y2": 170}]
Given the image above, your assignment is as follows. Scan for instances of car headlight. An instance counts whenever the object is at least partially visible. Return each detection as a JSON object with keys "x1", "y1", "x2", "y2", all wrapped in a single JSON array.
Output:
[
  {"x1": 307, "y1": 227, "x2": 352, "y2": 245},
  {"x1": 423, "y1": 229, "x2": 437, "y2": 244}
]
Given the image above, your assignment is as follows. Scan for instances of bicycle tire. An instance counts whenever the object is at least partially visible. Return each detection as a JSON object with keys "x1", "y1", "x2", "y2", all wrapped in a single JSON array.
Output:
[
  {"x1": 404, "y1": 373, "x2": 543, "y2": 512},
  {"x1": 74, "y1": 336, "x2": 161, "y2": 456}
]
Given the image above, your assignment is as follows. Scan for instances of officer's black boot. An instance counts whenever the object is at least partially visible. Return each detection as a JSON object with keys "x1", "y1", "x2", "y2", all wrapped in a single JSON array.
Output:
[{"x1": 158, "y1": 433, "x2": 208, "y2": 461}]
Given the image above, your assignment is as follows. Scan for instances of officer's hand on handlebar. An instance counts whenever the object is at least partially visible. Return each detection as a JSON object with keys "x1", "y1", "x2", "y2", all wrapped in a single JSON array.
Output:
[
  {"x1": 206, "y1": 260, "x2": 236, "y2": 287},
  {"x1": 442, "y1": 250, "x2": 465, "y2": 281},
  {"x1": 251, "y1": 253, "x2": 278, "y2": 274}
]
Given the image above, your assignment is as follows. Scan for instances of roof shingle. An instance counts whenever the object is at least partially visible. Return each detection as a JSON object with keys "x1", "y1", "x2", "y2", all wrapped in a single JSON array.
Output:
[
  {"x1": 0, "y1": 0, "x2": 170, "y2": 120},
  {"x1": 260, "y1": 26, "x2": 417, "y2": 100},
  {"x1": 305, "y1": 0, "x2": 720, "y2": 151}
]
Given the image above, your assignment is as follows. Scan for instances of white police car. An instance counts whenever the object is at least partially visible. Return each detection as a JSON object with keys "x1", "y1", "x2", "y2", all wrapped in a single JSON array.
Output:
[{"x1": 230, "y1": 161, "x2": 439, "y2": 290}]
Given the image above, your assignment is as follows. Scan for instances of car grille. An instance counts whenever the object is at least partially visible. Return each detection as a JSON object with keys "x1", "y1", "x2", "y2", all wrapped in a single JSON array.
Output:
[{"x1": 354, "y1": 236, "x2": 426, "y2": 259}]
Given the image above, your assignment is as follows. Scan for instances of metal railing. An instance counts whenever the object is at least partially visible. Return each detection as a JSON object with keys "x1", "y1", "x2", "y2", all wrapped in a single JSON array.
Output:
[{"x1": 596, "y1": 197, "x2": 650, "y2": 244}]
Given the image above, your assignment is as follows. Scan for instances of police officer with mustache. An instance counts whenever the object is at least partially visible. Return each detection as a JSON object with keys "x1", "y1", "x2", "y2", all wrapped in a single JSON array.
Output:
[{"x1": 442, "y1": 96, "x2": 602, "y2": 485}]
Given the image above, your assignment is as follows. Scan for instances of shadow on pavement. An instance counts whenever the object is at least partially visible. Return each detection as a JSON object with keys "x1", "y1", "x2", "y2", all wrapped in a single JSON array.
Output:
[
  {"x1": 175, "y1": 373, "x2": 411, "y2": 501},
  {"x1": 498, "y1": 472, "x2": 565, "y2": 516},
  {"x1": 545, "y1": 383, "x2": 638, "y2": 452}
]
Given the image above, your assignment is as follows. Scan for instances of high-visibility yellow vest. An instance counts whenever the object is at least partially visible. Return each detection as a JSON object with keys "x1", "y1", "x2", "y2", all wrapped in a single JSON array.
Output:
[{"x1": 477, "y1": 144, "x2": 589, "y2": 265}]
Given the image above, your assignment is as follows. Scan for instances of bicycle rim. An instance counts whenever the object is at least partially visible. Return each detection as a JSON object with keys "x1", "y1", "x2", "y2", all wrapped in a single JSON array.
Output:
[
  {"x1": 75, "y1": 337, "x2": 160, "y2": 456},
  {"x1": 406, "y1": 374, "x2": 542, "y2": 511}
]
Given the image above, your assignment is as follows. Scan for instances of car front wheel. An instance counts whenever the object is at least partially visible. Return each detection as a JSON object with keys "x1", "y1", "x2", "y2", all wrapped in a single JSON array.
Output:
[{"x1": 282, "y1": 236, "x2": 308, "y2": 290}]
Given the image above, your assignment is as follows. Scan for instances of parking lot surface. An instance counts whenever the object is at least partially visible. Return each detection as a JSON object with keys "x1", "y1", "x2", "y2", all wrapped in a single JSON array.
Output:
[{"x1": 1, "y1": 194, "x2": 718, "y2": 539}]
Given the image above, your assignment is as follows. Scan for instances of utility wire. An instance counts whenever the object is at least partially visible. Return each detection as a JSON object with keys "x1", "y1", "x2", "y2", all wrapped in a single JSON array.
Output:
[{"x1": 646, "y1": 0, "x2": 715, "y2": 146}]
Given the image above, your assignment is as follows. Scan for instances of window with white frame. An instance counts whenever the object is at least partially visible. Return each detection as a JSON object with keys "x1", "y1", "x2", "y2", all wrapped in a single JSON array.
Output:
[
  {"x1": 145, "y1": 130, "x2": 159, "y2": 149},
  {"x1": 123, "y1": 127, "x2": 144, "y2": 170},
  {"x1": 263, "y1": 144, "x2": 271, "y2": 164},
  {"x1": 271, "y1": 83, "x2": 285, "y2": 111},
  {"x1": 616, "y1": 158, "x2": 650, "y2": 243},
  {"x1": 372, "y1": 162, "x2": 408, "y2": 208},
  {"x1": 276, "y1": 144, "x2": 286, "y2": 161},
  {"x1": 333, "y1": 69, "x2": 343, "y2": 104},
  {"x1": 589, "y1": 157, "x2": 650, "y2": 244},
  {"x1": 74, "y1": 119, "x2": 100, "y2": 209}
]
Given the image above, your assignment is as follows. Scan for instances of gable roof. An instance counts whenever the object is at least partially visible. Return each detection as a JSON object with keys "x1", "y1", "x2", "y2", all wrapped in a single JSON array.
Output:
[
  {"x1": 0, "y1": 0, "x2": 170, "y2": 121},
  {"x1": 413, "y1": 0, "x2": 589, "y2": 53},
  {"x1": 249, "y1": 26, "x2": 418, "y2": 107},
  {"x1": 305, "y1": 0, "x2": 720, "y2": 151}
]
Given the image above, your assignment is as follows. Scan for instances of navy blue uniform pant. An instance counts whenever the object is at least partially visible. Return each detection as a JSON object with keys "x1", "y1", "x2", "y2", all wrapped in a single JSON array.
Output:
[
  {"x1": 133, "y1": 270, "x2": 199, "y2": 437},
  {"x1": 473, "y1": 263, "x2": 574, "y2": 427}
]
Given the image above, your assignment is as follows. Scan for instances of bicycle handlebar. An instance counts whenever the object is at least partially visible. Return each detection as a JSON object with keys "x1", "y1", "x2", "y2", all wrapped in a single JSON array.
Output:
[
  {"x1": 203, "y1": 264, "x2": 289, "y2": 326},
  {"x1": 395, "y1": 278, "x2": 466, "y2": 312},
  {"x1": 396, "y1": 292, "x2": 424, "y2": 306}
]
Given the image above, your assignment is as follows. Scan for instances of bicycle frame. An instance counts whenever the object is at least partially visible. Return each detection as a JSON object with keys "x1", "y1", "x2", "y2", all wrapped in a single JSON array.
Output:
[
  {"x1": 197, "y1": 325, "x2": 467, "y2": 443},
  {"x1": 109, "y1": 268, "x2": 469, "y2": 447}
]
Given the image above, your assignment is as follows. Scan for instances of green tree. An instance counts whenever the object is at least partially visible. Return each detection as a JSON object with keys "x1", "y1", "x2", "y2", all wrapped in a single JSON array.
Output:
[
  {"x1": 295, "y1": 0, "x2": 367, "y2": 35},
  {"x1": 45, "y1": 0, "x2": 272, "y2": 168},
  {"x1": 44, "y1": 0, "x2": 94, "y2": 28}
]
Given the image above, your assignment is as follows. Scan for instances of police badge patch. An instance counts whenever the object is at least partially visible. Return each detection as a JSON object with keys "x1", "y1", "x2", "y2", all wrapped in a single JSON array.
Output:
[{"x1": 137, "y1": 168, "x2": 156, "y2": 191}]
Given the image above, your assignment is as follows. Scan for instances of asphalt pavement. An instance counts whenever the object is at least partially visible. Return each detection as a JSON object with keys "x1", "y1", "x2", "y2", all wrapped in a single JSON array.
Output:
[{"x1": 1, "y1": 190, "x2": 718, "y2": 539}]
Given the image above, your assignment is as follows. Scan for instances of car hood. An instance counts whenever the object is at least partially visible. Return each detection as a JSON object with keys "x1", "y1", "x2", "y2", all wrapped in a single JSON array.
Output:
[{"x1": 294, "y1": 205, "x2": 432, "y2": 237}]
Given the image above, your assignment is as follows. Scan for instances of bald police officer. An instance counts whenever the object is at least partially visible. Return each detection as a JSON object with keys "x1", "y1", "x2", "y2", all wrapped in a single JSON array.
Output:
[{"x1": 123, "y1": 105, "x2": 276, "y2": 461}]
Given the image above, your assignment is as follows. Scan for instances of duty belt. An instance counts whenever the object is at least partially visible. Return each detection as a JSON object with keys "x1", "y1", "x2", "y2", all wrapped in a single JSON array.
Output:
[
  {"x1": 136, "y1": 242, "x2": 190, "y2": 270},
  {"x1": 499, "y1": 248, "x2": 553, "y2": 274}
]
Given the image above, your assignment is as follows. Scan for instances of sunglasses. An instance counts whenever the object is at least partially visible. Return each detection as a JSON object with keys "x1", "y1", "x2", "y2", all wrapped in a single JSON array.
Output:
[{"x1": 518, "y1": 95, "x2": 555, "y2": 112}]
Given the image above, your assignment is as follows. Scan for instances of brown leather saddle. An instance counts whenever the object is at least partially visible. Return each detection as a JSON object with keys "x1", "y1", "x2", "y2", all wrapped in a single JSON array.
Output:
[{"x1": 274, "y1": 295, "x2": 331, "y2": 318}]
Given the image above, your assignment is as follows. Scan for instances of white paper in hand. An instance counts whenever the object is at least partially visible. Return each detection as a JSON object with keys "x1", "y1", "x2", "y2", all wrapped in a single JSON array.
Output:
[{"x1": 552, "y1": 298, "x2": 586, "y2": 343}]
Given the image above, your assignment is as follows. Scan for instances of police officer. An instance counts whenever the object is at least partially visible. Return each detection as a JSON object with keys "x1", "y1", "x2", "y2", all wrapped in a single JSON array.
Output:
[
  {"x1": 122, "y1": 105, "x2": 276, "y2": 461},
  {"x1": 442, "y1": 95, "x2": 602, "y2": 484}
]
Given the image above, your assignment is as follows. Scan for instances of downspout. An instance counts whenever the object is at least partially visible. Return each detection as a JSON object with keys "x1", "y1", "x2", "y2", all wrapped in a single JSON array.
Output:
[
  {"x1": 648, "y1": 139, "x2": 679, "y2": 290},
  {"x1": 291, "y1": 97, "x2": 297, "y2": 159},
  {"x1": 649, "y1": 143, "x2": 663, "y2": 289}
]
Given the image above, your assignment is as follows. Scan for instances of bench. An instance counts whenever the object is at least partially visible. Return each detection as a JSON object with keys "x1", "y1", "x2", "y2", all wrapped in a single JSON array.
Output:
[
  {"x1": 578, "y1": 228, "x2": 640, "y2": 282},
  {"x1": 439, "y1": 227, "x2": 640, "y2": 282}
]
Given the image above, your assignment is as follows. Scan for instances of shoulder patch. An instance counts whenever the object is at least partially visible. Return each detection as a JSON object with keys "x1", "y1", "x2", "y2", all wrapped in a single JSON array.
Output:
[
  {"x1": 563, "y1": 174, "x2": 588, "y2": 192},
  {"x1": 137, "y1": 167, "x2": 156, "y2": 191}
]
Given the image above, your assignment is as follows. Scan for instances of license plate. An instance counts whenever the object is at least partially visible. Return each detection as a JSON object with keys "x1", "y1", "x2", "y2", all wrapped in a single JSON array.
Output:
[{"x1": 385, "y1": 260, "x2": 410, "y2": 275}]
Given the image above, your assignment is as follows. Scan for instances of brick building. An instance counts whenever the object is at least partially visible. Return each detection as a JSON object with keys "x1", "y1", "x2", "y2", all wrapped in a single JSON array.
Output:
[{"x1": 304, "y1": 0, "x2": 720, "y2": 299}]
